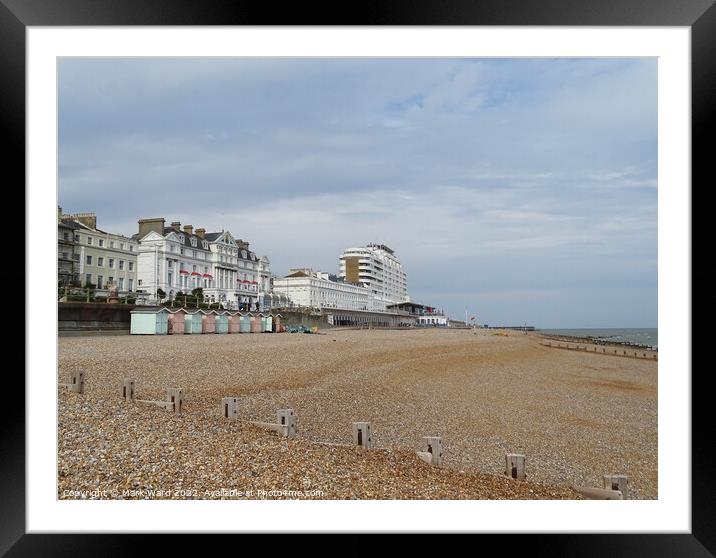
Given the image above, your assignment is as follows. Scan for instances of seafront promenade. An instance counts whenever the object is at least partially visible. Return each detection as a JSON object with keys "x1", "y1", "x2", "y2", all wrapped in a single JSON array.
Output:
[{"x1": 58, "y1": 328, "x2": 657, "y2": 499}]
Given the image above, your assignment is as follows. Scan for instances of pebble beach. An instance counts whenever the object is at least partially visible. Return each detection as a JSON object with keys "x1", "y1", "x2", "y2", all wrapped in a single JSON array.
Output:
[{"x1": 57, "y1": 328, "x2": 657, "y2": 499}]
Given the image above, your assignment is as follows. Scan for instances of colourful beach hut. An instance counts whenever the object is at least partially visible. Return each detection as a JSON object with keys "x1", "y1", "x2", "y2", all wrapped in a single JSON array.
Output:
[
  {"x1": 250, "y1": 313, "x2": 264, "y2": 333},
  {"x1": 201, "y1": 310, "x2": 216, "y2": 334},
  {"x1": 167, "y1": 308, "x2": 186, "y2": 335},
  {"x1": 227, "y1": 311, "x2": 242, "y2": 333},
  {"x1": 262, "y1": 314, "x2": 273, "y2": 333},
  {"x1": 272, "y1": 314, "x2": 283, "y2": 332},
  {"x1": 183, "y1": 310, "x2": 203, "y2": 334},
  {"x1": 239, "y1": 312, "x2": 252, "y2": 333},
  {"x1": 214, "y1": 310, "x2": 229, "y2": 334},
  {"x1": 130, "y1": 307, "x2": 169, "y2": 335}
]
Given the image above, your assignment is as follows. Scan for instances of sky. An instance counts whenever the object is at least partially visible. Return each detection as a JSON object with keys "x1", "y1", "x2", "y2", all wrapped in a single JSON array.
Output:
[{"x1": 58, "y1": 58, "x2": 657, "y2": 328}]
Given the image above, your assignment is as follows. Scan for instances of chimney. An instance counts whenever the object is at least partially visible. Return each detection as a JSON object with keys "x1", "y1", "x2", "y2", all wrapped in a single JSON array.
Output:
[
  {"x1": 183, "y1": 225, "x2": 193, "y2": 236},
  {"x1": 195, "y1": 228, "x2": 205, "y2": 239},
  {"x1": 138, "y1": 217, "x2": 166, "y2": 238},
  {"x1": 73, "y1": 212, "x2": 97, "y2": 229},
  {"x1": 170, "y1": 221, "x2": 181, "y2": 231}
]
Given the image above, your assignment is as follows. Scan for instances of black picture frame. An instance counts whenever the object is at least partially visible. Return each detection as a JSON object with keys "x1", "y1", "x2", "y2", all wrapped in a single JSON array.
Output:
[{"x1": 6, "y1": 0, "x2": 705, "y2": 554}]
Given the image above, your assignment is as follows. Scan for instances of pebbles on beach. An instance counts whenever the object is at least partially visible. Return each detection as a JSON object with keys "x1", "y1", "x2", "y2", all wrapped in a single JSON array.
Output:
[{"x1": 57, "y1": 329, "x2": 656, "y2": 499}]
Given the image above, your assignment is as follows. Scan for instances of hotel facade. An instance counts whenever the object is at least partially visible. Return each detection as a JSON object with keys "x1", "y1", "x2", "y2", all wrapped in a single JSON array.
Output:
[
  {"x1": 272, "y1": 269, "x2": 383, "y2": 312},
  {"x1": 134, "y1": 219, "x2": 266, "y2": 310}
]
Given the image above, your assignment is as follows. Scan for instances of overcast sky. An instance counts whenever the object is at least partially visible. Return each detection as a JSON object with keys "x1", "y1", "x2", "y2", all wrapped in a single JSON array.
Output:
[{"x1": 58, "y1": 58, "x2": 657, "y2": 328}]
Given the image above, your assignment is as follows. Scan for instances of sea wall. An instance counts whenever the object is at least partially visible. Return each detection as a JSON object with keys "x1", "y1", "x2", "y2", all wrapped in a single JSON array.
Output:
[{"x1": 58, "y1": 302, "x2": 136, "y2": 334}]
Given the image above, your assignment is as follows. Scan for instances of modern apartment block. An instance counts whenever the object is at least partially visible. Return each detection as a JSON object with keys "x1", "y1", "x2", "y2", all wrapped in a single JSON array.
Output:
[
  {"x1": 59, "y1": 208, "x2": 139, "y2": 291},
  {"x1": 338, "y1": 243, "x2": 409, "y2": 306}
]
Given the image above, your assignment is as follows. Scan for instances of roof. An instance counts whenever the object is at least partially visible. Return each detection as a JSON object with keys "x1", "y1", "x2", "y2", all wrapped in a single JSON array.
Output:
[
  {"x1": 130, "y1": 307, "x2": 170, "y2": 314},
  {"x1": 387, "y1": 302, "x2": 424, "y2": 310},
  {"x1": 58, "y1": 219, "x2": 82, "y2": 230},
  {"x1": 163, "y1": 227, "x2": 212, "y2": 251}
]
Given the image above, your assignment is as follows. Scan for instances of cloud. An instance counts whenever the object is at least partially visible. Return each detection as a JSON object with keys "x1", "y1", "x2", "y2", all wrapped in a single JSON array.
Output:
[{"x1": 58, "y1": 57, "x2": 657, "y2": 327}]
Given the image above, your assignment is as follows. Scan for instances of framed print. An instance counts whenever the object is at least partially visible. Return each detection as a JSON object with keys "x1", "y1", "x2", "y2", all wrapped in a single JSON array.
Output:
[{"x1": 6, "y1": 0, "x2": 706, "y2": 554}]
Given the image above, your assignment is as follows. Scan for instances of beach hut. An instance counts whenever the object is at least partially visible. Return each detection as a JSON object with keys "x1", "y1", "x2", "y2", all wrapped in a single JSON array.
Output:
[
  {"x1": 201, "y1": 310, "x2": 216, "y2": 334},
  {"x1": 130, "y1": 307, "x2": 169, "y2": 335},
  {"x1": 183, "y1": 310, "x2": 203, "y2": 334},
  {"x1": 239, "y1": 312, "x2": 252, "y2": 333},
  {"x1": 262, "y1": 314, "x2": 273, "y2": 333},
  {"x1": 167, "y1": 308, "x2": 186, "y2": 335},
  {"x1": 272, "y1": 314, "x2": 283, "y2": 332},
  {"x1": 250, "y1": 313, "x2": 263, "y2": 333},
  {"x1": 227, "y1": 311, "x2": 242, "y2": 334},
  {"x1": 214, "y1": 310, "x2": 229, "y2": 334}
]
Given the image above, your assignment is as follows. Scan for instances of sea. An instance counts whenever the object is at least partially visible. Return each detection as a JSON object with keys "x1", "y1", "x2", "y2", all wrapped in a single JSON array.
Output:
[{"x1": 537, "y1": 328, "x2": 658, "y2": 349}]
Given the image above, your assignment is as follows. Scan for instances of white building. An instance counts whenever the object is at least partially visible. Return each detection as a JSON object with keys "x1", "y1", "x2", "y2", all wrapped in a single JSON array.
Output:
[
  {"x1": 134, "y1": 219, "x2": 263, "y2": 310},
  {"x1": 203, "y1": 230, "x2": 261, "y2": 309},
  {"x1": 417, "y1": 313, "x2": 449, "y2": 327},
  {"x1": 272, "y1": 269, "x2": 381, "y2": 311},
  {"x1": 338, "y1": 243, "x2": 408, "y2": 307}
]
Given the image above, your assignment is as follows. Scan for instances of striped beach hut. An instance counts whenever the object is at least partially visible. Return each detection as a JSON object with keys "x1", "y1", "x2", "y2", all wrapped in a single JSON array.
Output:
[
  {"x1": 227, "y1": 311, "x2": 242, "y2": 334},
  {"x1": 239, "y1": 312, "x2": 252, "y2": 333},
  {"x1": 183, "y1": 310, "x2": 203, "y2": 334},
  {"x1": 130, "y1": 307, "x2": 169, "y2": 335},
  {"x1": 214, "y1": 310, "x2": 229, "y2": 334},
  {"x1": 167, "y1": 308, "x2": 186, "y2": 335}
]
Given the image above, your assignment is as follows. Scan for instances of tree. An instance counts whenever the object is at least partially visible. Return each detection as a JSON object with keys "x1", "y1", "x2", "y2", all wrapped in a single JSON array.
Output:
[{"x1": 156, "y1": 288, "x2": 166, "y2": 302}]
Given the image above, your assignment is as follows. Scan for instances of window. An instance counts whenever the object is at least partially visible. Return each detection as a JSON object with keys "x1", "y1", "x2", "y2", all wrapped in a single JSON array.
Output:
[
  {"x1": 138, "y1": 279, "x2": 143, "y2": 286},
  {"x1": 74, "y1": 234, "x2": 80, "y2": 242},
  {"x1": 168, "y1": 273, "x2": 173, "y2": 286},
  {"x1": 129, "y1": 246, "x2": 133, "y2": 252},
  {"x1": 63, "y1": 232, "x2": 69, "y2": 241},
  {"x1": 98, "y1": 257, "x2": 104, "y2": 267},
  {"x1": 110, "y1": 241, "x2": 114, "y2": 248},
  {"x1": 98, "y1": 239, "x2": 104, "y2": 247},
  {"x1": 61, "y1": 252, "x2": 68, "y2": 259},
  {"x1": 97, "y1": 276, "x2": 103, "y2": 289},
  {"x1": 128, "y1": 278, "x2": 134, "y2": 291},
  {"x1": 85, "y1": 273, "x2": 92, "y2": 285},
  {"x1": 73, "y1": 254, "x2": 80, "y2": 261},
  {"x1": 86, "y1": 255, "x2": 92, "y2": 265},
  {"x1": 118, "y1": 277, "x2": 124, "y2": 290},
  {"x1": 178, "y1": 235, "x2": 184, "y2": 243},
  {"x1": 87, "y1": 236, "x2": 93, "y2": 245},
  {"x1": 120, "y1": 243, "x2": 125, "y2": 250},
  {"x1": 128, "y1": 262, "x2": 134, "y2": 271},
  {"x1": 108, "y1": 276, "x2": 114, "y2": 285},
  {"x1": 203, "y1": 241, "x2": 208, "y2": 249},
  {"x1": 109, "y1": 258, "x2": 114, "y2": 268},
  {"x1": 119, "y1": 260, "x2": 125, "y2": 270},
  {"x1": 167, "y1": 260, "x2": 173, "y2": 268},
  {"x1": 190, "y1": 237, "x2": 197, "y2": 247},
  {"x1": 193, "y1": 250, "x2": 197, "y2": 258}
]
